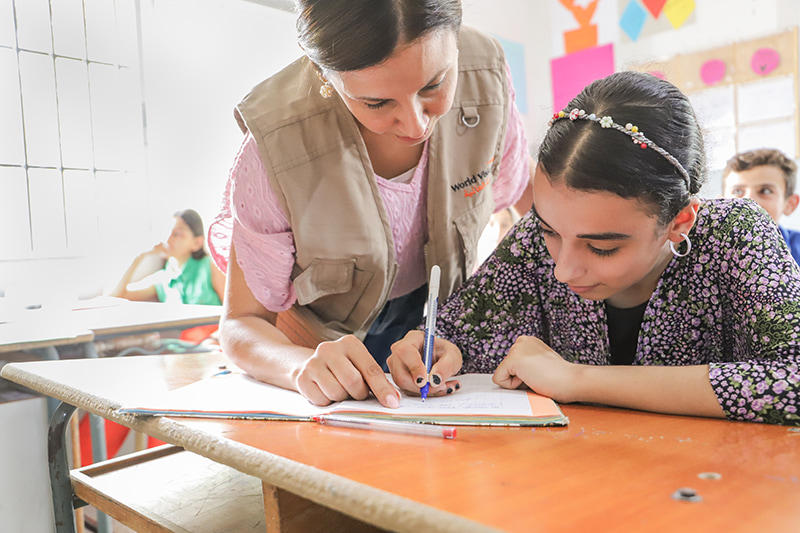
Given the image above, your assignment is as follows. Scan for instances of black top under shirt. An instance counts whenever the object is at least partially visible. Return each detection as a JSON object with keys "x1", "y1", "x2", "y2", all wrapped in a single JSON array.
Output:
[{"x1": 604, "y1": 301, "x2": 648, "y2": 366}]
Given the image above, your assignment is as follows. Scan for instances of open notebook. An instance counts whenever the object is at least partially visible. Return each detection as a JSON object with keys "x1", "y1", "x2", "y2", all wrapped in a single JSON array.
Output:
[{"x1": 117, "y1": 371, "x2": 569, "y2": 427}]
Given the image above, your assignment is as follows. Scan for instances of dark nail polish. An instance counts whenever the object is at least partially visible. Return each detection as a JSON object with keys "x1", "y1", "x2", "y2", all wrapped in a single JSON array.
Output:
[
  {"x1": 416, "y1": 376, "x2": 424, "y2": 384},
  {"x1": 446, "y1": 387, "x2": 453, "y2": 394},
  {"x1": 432, "y1": 374, "x2": 441, "y2": 385},
  {"x1": 455, "y1": 383, "x2": 460, "y2": 390}
]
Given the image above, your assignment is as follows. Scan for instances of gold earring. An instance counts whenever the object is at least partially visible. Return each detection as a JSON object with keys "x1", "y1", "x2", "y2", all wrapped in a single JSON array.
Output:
[{"x1": 316, "y1": 70, "x2": 333, "y2": 98}]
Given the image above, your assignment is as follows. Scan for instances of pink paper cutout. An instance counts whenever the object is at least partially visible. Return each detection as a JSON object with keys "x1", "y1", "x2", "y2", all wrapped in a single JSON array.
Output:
[
  {"x1": 700, "y1": 59, "x2": 726, "y2": 86},
  {"x1": 648, "y1": 70, "x2": 666, "y2": 79},
  {"x1": 550, "y1": 43, "x2": 615, "y2": 112},
  {"x1": 642, "y1": 0, "x2": 668, "y2": 18},
  {"x1": 751, "y1": 48, "x2": 780, "y2": 76}
]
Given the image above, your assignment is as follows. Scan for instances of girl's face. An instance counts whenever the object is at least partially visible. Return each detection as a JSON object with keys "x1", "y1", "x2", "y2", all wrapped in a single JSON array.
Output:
[
  {"x1": 532, "y1": 166, "x2": 689, "y2": 308},
  {"x1": 328, "y1": 29, "x2": 458, "y2": 146},
  {"x1": 165, "y1": 217, "x2": 202, "y2": 261}
]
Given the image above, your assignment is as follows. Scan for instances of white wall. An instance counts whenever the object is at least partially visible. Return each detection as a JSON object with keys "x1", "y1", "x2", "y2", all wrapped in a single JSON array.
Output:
[{"x1": 138, "y1": 0, "x2": 301, "y2": 232}]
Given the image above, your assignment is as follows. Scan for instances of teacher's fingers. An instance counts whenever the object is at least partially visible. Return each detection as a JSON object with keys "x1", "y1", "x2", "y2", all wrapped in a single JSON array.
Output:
[{"x1": 330, "y1": 336, "x2": 400, "y2": 409}]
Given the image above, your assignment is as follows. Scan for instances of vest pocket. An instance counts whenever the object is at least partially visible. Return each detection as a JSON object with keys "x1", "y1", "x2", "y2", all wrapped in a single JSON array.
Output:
[{"x1": 293, "y1": 258, "x2": 374, "y2": 323}]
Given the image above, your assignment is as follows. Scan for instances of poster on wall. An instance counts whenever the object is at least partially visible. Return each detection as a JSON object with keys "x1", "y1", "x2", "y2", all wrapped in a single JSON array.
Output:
[
  {"x1": 737, "y1": 76, "x2": 796, "y2": 124},
  {"x1": 494, "y1": 36, "x2": 528, "y2": 114},
  {"x1": 688, "y1": 86, "x2": 736, "y2": 171},
  {"x1": 738, "y1": 119, "x2": 797, "y2": 159}
]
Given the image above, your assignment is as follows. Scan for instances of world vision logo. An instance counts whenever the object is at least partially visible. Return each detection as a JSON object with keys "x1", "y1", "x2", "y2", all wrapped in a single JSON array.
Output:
[{"x1": 450, "y1": 158, "x2": 494, "y2": 198}]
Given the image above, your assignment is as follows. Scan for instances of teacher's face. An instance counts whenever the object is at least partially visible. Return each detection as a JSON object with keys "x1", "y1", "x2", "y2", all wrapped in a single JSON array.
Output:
[{"x1": 328, "y1": 29, "x2": 458, "y2": 146}]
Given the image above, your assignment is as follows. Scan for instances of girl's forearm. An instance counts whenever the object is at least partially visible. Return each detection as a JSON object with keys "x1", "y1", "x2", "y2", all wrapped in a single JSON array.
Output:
[{"x1": 572, "y1": 364, "x2": 726, "y2": 419}]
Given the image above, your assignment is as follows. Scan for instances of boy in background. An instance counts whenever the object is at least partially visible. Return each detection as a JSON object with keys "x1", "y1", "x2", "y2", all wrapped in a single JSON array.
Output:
[{"x1": 723, "y1": 148, "x2": 800, "y2": 264}]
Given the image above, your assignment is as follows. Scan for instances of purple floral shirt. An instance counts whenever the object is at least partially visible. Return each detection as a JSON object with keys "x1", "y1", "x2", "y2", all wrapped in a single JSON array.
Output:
[{"x1": 436, "y1": 198, "x2": 800, "y2": 426}]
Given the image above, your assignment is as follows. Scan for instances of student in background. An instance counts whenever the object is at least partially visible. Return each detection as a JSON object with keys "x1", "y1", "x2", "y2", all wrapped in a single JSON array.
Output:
[
  {"x1": 91, "y1": 209, "x2": 225, "y2": 464},
  {"x1": 722, "y1": 148, "x2": 800, "y2": 264},
  {"x1": 389, "y1": 71, "x2": 800, "y2": 426},
  {"x1": 109, "y1": 209, "x2": 225, "y2": 306},
  {"x1": 209, "y1": 0, "x2": 532, "y2": 408}
]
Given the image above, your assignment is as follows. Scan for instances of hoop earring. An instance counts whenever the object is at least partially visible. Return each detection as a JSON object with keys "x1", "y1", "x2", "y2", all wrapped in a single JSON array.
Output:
[
  {"x1": 669, "y1": 233, "x2": 692, "y2": 258},
  {"x1": 316, "y1": 70, "x2": 333, "y2": 99}
]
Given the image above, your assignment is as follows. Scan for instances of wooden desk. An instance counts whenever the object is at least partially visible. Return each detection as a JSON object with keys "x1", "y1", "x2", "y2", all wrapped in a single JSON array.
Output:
[
  {"x1": 0, "y1": 326, "x2": 94, "y2": 354},
  {"x1": 0, "y1": 300, "x2": 221, "y2": 533},
  {"x1": 3, "y1": 354, "x2": 799, "y2": 533},
  {"x1": 0, "y1": 298, "x2": 221, "y2": 443},
  {"x1": 0, "y1": 299, "x2": 221, "y2": 355}
]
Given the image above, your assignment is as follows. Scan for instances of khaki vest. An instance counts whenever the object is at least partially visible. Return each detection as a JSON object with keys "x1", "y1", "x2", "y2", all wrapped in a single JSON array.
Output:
[{"x1": 235, "y1": 26, "x2": 509, "y2": 343}]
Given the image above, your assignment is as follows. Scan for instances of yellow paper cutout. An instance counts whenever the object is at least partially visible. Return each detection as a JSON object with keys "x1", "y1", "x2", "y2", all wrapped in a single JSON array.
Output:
[{"x1": 663, "y1": 0, "x2": 695, "y2": 29}]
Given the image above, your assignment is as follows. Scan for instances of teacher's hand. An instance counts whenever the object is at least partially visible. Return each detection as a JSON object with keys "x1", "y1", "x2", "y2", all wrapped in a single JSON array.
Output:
[
  {"x1": 387, "y1": 330, "x2": 462, "y2": 397},
  {"x1": 295, "y1": 335, "x2": 401, "y2": 409}
]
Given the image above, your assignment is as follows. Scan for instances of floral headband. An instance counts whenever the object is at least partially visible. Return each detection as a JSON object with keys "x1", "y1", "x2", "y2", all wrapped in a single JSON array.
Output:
[{"x1": 548, "y1": 109, "x2": 691, "y2": 188}]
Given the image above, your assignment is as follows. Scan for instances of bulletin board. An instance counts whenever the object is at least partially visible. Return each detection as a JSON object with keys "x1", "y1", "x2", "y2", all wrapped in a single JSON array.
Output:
[{"x1": 629, "y1": 28, "x2": 799, "y2": 169}]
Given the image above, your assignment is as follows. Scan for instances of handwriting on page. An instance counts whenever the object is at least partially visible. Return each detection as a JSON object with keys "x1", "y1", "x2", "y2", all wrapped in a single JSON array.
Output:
[
  {"x1": 405, "y1": 392, "x2": 504, "y2": 410},
  {"x1": 338, "y1": 374, "x2": 534, "y2": 417}
]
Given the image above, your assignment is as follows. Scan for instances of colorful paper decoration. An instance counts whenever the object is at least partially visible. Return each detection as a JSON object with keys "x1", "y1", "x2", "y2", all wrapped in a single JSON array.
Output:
[
  {"x1": 663, "y1": 0, "x2": 695, "y2": 30},
  {"x1": 620, "y1": 0, "x2": 647, "y2": 41},
  {"x1": 700, "y1": 59, "x2": 726, "y2": 86},
  {"x1": 559, "y1": 0, "x2": 599, "y2": 54},
  {"x1": 751, "y1": 47, "x2": 781, "y2": 76},
  {"x1": 642, "y1": 0, "x2": 668, "y2": 18},
  {"x1": 550, "y1": 43, "x2": 615, "y2": 112}
]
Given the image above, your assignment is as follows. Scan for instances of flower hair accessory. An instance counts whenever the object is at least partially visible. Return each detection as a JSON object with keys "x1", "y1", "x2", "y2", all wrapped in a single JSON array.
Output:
[{"x1": 548, "y1": 109, "x2": 691, "y2": 188}]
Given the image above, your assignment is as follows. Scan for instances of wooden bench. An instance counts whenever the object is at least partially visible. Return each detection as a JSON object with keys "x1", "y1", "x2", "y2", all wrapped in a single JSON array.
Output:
[{"x1": 71, "y1": 445, "x2": 266, "y2": 533}]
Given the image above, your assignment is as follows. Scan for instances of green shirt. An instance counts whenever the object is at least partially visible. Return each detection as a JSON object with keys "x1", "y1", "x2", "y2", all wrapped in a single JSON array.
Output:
[{"x1": 155, "y1": 255, "x2": 221, "y2": 306}]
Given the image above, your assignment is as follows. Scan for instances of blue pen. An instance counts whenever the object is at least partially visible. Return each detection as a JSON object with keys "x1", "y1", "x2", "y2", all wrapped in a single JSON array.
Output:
[{"x1": 420, "y1": 265, "x2": 441, "y2": 401}]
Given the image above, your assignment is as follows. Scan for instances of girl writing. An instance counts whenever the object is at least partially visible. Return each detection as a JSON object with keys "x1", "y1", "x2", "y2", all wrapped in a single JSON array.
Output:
[{"x1": 389, "y1": 71, "x2": 800, "y2": 425}]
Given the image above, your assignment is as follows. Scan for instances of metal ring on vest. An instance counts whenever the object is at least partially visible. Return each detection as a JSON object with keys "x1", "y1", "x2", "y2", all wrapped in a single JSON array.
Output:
[{"x1": 460, "y1": 110, "x2": 480, "y2": 128}]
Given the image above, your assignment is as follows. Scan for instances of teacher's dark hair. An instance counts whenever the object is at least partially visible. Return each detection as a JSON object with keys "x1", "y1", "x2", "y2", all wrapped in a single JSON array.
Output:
[
  {"x1": 175, "y1": 209, "x2": 207, "y2": 260},
  {"x1": 295, "y1": 0, "x2": 462, "y2": 73},
  {"x1": 538, "y1": 71, "x2": 706, "y2": 226}
]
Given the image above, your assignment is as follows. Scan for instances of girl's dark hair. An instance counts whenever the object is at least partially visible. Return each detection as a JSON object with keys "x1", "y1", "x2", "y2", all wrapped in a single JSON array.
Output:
[
  {"x1": 175, "y1": 209, "x2": 207, "y2": 260},
  {"x1": 295, "y1": 0, "x2": 462, "y2": 73},
  {"x1": 538, "y1": 71, "x2": 706, "y2": 226}
]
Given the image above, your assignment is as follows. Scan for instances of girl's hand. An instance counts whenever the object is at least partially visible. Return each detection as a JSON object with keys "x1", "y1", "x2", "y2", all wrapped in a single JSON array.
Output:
[
  {"x1": 386, "y1": 330, "x2": 462, "y2": 397},
  {"x1": 493, "y1": 336, "x2": 580, "y2": 403}
]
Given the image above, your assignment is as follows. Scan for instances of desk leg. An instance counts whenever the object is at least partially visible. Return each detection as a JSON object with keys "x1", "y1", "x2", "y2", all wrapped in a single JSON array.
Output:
[
  {"x1": 82, "y1": 342, "x2": 113, "y2": 533},
  {"x1": 49, "y1": 402, "x2": 78, "y2": 533},
  {"x1": 262, "y1": 481, "x2": 386, "y2": 533},
  {"x1": 30, "y1": 346, "x2": 60, "y2": 417},
  {"x1": 69, "y1": 414, "x2": 85, "y2": 533}
]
